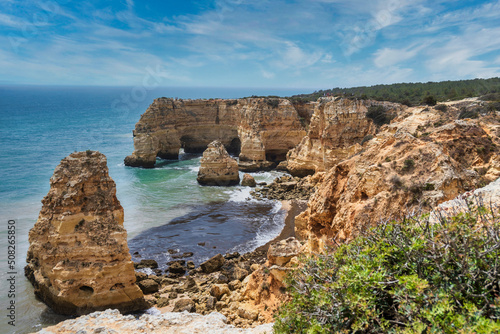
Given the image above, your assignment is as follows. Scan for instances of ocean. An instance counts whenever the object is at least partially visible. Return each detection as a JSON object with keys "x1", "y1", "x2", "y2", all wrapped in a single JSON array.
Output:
[{"x1": 0, "y1": 85, "x2": 308, "y2": 334}]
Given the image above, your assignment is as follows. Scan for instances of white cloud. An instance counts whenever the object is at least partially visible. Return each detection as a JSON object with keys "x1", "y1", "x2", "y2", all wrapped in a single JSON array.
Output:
[
  {"x1": 261, "y1": 70, "x2": 275, "y2": 79},
  {"x1": 424, "y1": 25, "x2": 500, "y2": 79},
  {"x1": 0, "y1": 13, "x2": 27, "y2": 28},
  {"x1": 373, "y1": 45, "x2": 424, "y2": 68}
]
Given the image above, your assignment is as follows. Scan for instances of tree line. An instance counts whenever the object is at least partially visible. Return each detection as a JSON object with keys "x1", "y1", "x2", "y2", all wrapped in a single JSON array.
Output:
[{"x1": 289, "y1": 77, "x2": 500, "y2": 105}]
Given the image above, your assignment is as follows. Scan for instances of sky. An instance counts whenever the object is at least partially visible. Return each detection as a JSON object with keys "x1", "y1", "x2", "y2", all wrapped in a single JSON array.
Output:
[{"x1": 0, "y1": 0, "x2": 500, "y2": 89}]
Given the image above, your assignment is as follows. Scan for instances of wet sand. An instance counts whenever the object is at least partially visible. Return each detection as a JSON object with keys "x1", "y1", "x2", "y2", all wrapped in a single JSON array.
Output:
[{"x1": 256, "y1": 199, "x2": 308, "y2": 252}]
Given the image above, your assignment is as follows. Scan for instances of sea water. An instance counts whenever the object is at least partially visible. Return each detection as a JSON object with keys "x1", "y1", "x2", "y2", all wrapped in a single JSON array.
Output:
[{"x1": 0, "y1": 85, "x2": 306, "y2": 334}]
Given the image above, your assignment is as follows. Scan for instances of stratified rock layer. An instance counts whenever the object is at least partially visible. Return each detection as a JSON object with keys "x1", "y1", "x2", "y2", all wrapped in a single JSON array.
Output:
[
  {"x1": 25, "y1": 151, "x2": 146, "y2": 315},
  {"x1": 124, "y1": 98, "x2": 307, "y2": 169},
  {"x1": 197, "y1": 141, "x2": 240, "y2": 186},
  {"x1": 295, "y1": 102, "x2": 500, "y2": 251},
  {"x1": 287, "y1": 97, "x2": 403, "y2": 176}
]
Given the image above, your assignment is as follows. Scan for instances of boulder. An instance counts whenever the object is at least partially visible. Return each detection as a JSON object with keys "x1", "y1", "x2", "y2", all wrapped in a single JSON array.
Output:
[
  {"x1": 241, "y1": 173, "x2": 257, "y2": 187},
  {"x1": 156, "y1": 297, "x2": 170, "y2": 308},
  {"x1": 197, "y1": 141, "x2": 240, "y2": 186},
  {"x1": 206, "y1": 296, "x2": 217, "y2": 310},
  {"x1": 200, "y1": 254, "x2": 225, "y2": 274},
  {"x1": 186, "y1": 261, "x2": 195, "y2": 270},
  {"x1": 135, "y1": 271, "x2": 148, "y2": 282},
  {"x1": 137, "y1": 279, "x2": 159, "y2": 294},
  {"x1": 24, "y1": 151, "x2": 146, "y2": 315},
  {"x1": 173, "y1": 298, "x2": 195, "y2": 312},
  {"x1": 210, "y1": 284, "x2": 230, "y2": 300},
  {"x1": 135, "y1": 259, "x2": 158, "y2": 269},
  {"x1": 267, "y1": 237, "x2": 302, "y2": 266},
  {"x1": 168, "y1": 262, "x2": 186, "y2": 275},
  {"x1": 238, "y1": 307, "x2": 259, "y2": 321},
  {"x1": 232, "y1": 267, "x2": 249, "y2": 281}
]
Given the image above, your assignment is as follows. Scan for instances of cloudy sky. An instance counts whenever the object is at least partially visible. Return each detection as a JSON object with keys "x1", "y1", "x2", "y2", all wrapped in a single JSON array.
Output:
[{"x1": 1, "y1": 0, "x2": 499, "y2": 89}]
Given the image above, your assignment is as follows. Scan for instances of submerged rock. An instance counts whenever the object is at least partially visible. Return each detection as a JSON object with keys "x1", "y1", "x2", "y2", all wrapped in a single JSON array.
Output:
[
  {"x1": 197, "y1": 141, "x2": 240, "y2": 186},
  {"x1": 25, "y1": 151, "x2": 146, "y2": 315}
]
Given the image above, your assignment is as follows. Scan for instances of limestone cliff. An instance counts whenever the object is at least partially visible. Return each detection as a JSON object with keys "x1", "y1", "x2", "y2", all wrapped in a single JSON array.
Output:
[
  {"x1": 197, "y1": 140, "x2": 240, "y2": 186},
  {"x1": 295, "y1": 102, "x2": 500, "y2": 251},
  {"x1": 124, "y1": 98, "x2": 307, "y2": 169},
  {"x1": 286, "y1": 97, "x2": 403, "y2": 176},
  {"x1": 25, "y1": 151, "x2": 146, "y2": 315}
]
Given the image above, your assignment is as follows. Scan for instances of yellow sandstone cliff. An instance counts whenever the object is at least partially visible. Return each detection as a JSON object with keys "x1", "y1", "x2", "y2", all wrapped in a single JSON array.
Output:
[
  {"x1": 124, "y1": 98, "x2": 307, "y2": 170},
  {"x1": 286, "y1": 97, "x2": 403, "y2": 176},
  {"x1": 295, "y1": 100, "x2": 500, "y2": 251}
]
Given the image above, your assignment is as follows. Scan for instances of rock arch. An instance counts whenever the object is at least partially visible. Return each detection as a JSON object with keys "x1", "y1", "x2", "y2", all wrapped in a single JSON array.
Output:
[{"x1": 124, "y1": 98, "x2": 309, "y2": 169}]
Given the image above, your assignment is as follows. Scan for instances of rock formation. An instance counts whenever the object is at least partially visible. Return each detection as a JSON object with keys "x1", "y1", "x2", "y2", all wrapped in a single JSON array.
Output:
[
  {"x1": 124, "y1": 98, "x2": 307, "y2": 170},
  {"x1": 241, "y1": 174, "x2": 256, "y2": 187},
  {"x1": 197, "y1": 141, "x2": 240, "y2": 186},
  {"x1": 286, "y1": 97, "x2": 403, "y2": 176},
  {"x1": 295, "y1": 102, "x2": 500, "y2": 251},
  {"x1": 25, "y1": 151, "x2": 146, "y2": 315}
]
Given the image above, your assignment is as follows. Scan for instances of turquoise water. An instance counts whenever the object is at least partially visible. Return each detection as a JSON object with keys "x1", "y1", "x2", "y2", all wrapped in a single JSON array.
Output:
[{"x1": 0, "y1": 85, "x2": 305, "y2": 334}]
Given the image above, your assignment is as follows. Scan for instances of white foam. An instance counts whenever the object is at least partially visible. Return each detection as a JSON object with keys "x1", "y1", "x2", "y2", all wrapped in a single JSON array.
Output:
[
  {"x1": 136, "y1": 267, "x2": 155, "y2": 275},
  {"x1": 227, "y1": 187, "x2": 255, "y2": 203},
  {"x1": 229, "y1": 201, "x2": 285, "y2": 254},
  {"x1": 145, "y1": 307, "x2": 161, "y2": 315}
]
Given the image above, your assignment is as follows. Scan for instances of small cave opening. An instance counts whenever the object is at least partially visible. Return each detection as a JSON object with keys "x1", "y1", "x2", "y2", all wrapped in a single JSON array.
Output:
[
  {"x1": 79, "y1": 285, "x2": 94, "y2": 295},
  {"x1": 265, "y1": 149, "x2": 288, "y2": 163},
  {"x1": 227, "y1": 137, "x2": 241, "y2": 156},
  {"x1": 180, "y1": 135, "x2": 206, "y2": 153},
  {"x1": 110, "y1": 283, "x2": 125, "y2": 291}
]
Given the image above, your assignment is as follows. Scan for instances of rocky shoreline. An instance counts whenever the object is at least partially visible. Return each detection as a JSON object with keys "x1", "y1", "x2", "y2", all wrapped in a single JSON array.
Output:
[
  {"x1": 35, "y1": 199, "x2": 307, "y2": 333},
  {"x1": 30, "y1": 95, "x2": 500, "y2": 333}
]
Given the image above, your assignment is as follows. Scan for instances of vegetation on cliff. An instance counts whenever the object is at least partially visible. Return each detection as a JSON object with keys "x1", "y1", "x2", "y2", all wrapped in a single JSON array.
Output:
[
  {"x1": 275, "y1": 200, "x2": 500, "y2": 333},
  {"x1": 290, "y1": 77, "x2": 500, "y2": 106}
]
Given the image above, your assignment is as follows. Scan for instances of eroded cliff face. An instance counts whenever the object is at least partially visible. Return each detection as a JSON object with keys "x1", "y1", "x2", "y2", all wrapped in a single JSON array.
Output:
[
  {"x1": 25, "y1": 151, "x2": 146, "y2": 315},
  {"x1": 286, "y1": 97, "x2": 403, "y2": 176},
  {"x1": 295, "y1": 102, "x2": 500, "y2": 252},
  {"x1": 124, "y1": 98, "x2": 307, "y2": 169}
]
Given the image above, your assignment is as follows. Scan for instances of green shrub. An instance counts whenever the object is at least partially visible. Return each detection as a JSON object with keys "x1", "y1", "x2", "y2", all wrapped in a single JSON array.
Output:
[
  {"x1": 366, "y1": 105, "x2": 393, "y2": 126},
  {"x1": 402, "y1": 158, "x2": 415, "y2": 171},
  {"x1": 487, "y1": 101, "x2": 500, "y2": 112},
  {"x1": 275, "y1": 200, "x2": 500, "y2": 333},
  {"x1": 423, "y1": 183, "x2": 435, "y2": 191},
  {"x1": 422, "y1": 95, "x2": 437, "y2": 106},
  {"x1": 434, "y1": 104, "x2": 448, "y2": 112},
  {"x1": 479, "y1": 93, "x2": 500, "y2": 101},
  {"x1": 458, "y1": 106, "x2": 483, "y2": 119},
  {"x1": 265, "y1": 98, "x2": 280, "y2": 108},
  {"x1": 361, "y1": 134, "x2": 374, "y2": 145}
]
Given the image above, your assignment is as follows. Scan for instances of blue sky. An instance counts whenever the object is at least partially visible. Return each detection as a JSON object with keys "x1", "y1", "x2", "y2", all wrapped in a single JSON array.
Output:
[{"x1": 1, "y1": 0, "x2": 500, "y2": 89}]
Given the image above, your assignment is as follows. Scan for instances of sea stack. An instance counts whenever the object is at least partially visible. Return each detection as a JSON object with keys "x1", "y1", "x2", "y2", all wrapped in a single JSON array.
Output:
[
  {"x1": 197, "y1": 141, "x2": 240, "y2": 186},
  {"x1": 25, "y1": 151, "x2": 146, "y2": 315}
]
